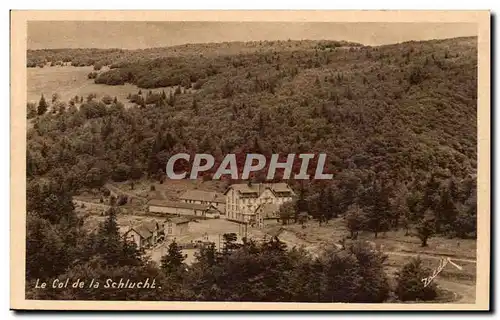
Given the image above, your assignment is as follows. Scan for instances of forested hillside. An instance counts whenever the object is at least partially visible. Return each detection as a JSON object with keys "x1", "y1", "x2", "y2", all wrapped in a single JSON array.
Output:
[
  {"x1": 27, "y1": 40, "x2": 362, "y2": 67},
  {"x1": 27, "y1": 37, "x2": 477, "y2": 243}
]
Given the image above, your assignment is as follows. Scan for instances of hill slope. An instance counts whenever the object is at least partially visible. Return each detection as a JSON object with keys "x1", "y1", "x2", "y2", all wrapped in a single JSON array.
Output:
[{"x1": 27, "y1": 37, "x2": 477, "y2": 238}]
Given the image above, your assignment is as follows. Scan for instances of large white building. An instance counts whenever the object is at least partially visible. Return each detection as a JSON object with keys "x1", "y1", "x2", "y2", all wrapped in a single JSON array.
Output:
[{"x1": 224, "y1": 183, "x2": 295, "y2": 223}]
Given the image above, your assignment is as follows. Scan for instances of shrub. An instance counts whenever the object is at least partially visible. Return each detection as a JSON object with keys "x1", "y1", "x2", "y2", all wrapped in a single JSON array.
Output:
[
  {"x1": 101, "y1": 95, "x2": 113, "y2": 105},
  {"x1": 408, "y1": 66, "x2": 428, "y2": 85},
  {"x1": 129, "y1": 94, "x2": 144, "y2": 105},
  {"x1": 95, "y1": 69, "x2": 128, "y2": 85},
  {"x1": 80, "y1": 101, "x2": 108, "y2": 119},
  {"x1": 27, "y1": 102, "x2": 37, "y2": 119},
  {"x1": 117, "y1": 195, "x2": 128, "y2": 206},
  {"x1": 101, "y1": 188, "x2": 111, "y2": 197},
  {"x1": 111, "y1": 163, "x2": 131, "y2": 182},
  {"x1": 145, "y1": 93, "x2": 162, "y2": 105},
  {"x1": 395, "y1": 257, "x2": 438, "y2": 301}
]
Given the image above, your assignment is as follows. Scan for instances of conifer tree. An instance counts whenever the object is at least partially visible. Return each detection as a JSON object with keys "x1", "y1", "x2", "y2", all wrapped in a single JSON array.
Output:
[
  {"x1": 192, "y1": 99, "x2": 198, "y2": 114},
  {"x1": 27, "y1": 103, "x2": 37, "y2": 119},
  {"x1": 396, "y1": 257, "x2": 437, "y2": 301},
  {"x1": 37, "y1": 94, "x2": 48, "y2": 115},
  {"x1": 160, "y1": 241, "x2": 186, "y2": 275}
]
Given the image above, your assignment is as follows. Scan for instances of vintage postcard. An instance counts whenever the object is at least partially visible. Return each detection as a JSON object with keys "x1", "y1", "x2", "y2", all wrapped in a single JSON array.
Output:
[{"x1": 10, "y1": 10, "x2": 490, "y2": 311}]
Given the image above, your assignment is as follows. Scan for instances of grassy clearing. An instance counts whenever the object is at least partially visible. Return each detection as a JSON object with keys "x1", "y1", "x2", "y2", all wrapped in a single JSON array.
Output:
[
  {"x1": 112, "y1": 178, "x2": 227, "y2": 201},
  {"x1": 27, "y1": 66, "x2": 176, "y2": 107}
]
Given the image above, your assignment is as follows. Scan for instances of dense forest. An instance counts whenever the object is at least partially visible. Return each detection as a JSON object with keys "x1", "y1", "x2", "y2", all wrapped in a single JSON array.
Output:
[{"x1": 26, "y1": 37, "x2": 477, "y2": 301}]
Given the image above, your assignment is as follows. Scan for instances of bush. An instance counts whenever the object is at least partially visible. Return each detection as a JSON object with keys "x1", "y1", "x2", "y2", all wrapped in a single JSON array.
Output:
[
  {"x1": 145, "y1": 93, "x2": 163, "y2": 105},
  {"x1": 395, "y1": 257, "x2": 438, "y2": 301},
  {"x1": 408, "y1": 66, "x2": 428, "y2": 85},
  {"x1": 101, "y1": 188, "x2": 111, "y2": 197},
  {"x1": 129, "y1": 166, "x2": 143, "y2": 180},
  {"x1": 192, "y1": 79, "x2": 204, "y2": 89},
  {"x1": 27, "y1": 102, "x2": 37, "y2": 119},
  {"x1": 80, "y1": 101, "x2": 107, "y2": 119},
  {"x1": 101, "y1": 95, "x2": 113, "y2": 105},
  {"x1": 95, "y1": 69, "x2": 128, "y2": 85},
  {"x1": 111, "y1": 163, "x2": 131, "y2": 182},
  {"x1": 128, "y1": 94, "x2": 144, "y2": 105},
  {"x1": 117, "y1": 195, "x2": 128, "y2": 206}
]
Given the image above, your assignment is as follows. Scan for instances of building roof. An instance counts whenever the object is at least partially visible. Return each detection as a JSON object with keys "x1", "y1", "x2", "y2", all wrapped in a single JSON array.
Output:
[
  {"x1": 271, "y1": 183, "x2": 294, "y2": 193},
  {"x1": 225, "y1": 183, "x2": 295, "y2": 197},
  {"x1": 127, "y1": 226, "x2": 151, "y2": 239},
  {"x1": 142, "y1": 220, "x2": 160, "y2": 232},
  {"x1": 125, "y1": 220, "x2": 161, "y2": 239},
  {"x1": 148, "y1": 199, "x2": 211, "y2": 211},
  {"x1": 167, "y1": 217, "x2": 191, "y2": 225},
  {"x1": 179, "y1": 190, "x2": 225, "y2": 204}
]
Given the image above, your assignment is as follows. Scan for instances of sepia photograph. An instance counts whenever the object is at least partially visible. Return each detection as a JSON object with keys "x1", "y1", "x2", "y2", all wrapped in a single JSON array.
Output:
[{"x1": 10, "y1": 10, "x2": 490, "y2": 311}]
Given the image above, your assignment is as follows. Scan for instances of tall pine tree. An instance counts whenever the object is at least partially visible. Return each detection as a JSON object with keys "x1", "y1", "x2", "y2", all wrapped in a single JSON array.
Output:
[
  {"x1": 37, "y1": 94, "x2": 48, "y2": 115},
  {"x1": 160, "y1": 241, "x2": 186, "y2": 275}
]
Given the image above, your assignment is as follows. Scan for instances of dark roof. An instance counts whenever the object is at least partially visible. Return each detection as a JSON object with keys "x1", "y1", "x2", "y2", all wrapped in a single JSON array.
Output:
[
  {"x1": 127, "y1": 226, "x2": 152, "y2": 239},
  {"x1": 179, "y1": 190, "x2": 225, "y2": 203},
  {"x1": 148, "y1": 199, "x2": 211, "y2": 211},
  {"x1": 224, "y1": 183, "x2": 295, "y2": 197},
  {"x1": 125, "y1": 220, "x2": 161, "y2": 239}
]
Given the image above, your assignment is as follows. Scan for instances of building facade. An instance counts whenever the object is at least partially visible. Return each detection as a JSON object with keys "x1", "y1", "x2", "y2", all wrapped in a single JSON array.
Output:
[
  {"x1": 164, "y1": 217, "x2": 190, "y2": 238},
  {"x1": 224, "y1": 183, "x2": 295, "y2": 223},
  {"x1": 124, "y1": 221, "x2": 161, "y2": 249},
  {"x1": 148, "y1": 199, "x2": 221, "y2": 218},
  {"x1": 254, "y1": 203, "x2": 281, "y2": 228},
  {"x1": 179, "y1": 190, "x2": 226, "y2": 216}
]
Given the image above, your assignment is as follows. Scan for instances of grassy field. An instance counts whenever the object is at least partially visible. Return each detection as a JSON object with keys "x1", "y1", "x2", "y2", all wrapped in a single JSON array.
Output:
[
  {"x1": 27, "y1": 66, "x2": 176, "y2": 107},
  {"x1": 111, "y1": 178, "x2": 227, "y2": 201}
]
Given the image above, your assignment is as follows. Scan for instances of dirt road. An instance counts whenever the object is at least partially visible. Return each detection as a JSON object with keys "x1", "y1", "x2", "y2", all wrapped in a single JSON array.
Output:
[
  {"x1": 386, "y1": 251, "x2": 476, "y2": 264},
  {"x1": 437, "y1": 280, "x2": 476, "y2": 303}
]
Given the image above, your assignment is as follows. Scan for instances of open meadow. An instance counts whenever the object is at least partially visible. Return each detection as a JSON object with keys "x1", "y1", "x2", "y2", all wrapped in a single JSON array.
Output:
[{"x1": 27, "y1": 66, "x2": 176, "y2": 108}]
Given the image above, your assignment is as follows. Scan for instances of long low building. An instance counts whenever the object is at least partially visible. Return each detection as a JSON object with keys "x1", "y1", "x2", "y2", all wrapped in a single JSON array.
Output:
[
  {"x1": 148, "y1": 199, "x2": 221, "y2": 218},
  {"x1": 179, "y1": 190, "x2": 226, "y2": 216}
]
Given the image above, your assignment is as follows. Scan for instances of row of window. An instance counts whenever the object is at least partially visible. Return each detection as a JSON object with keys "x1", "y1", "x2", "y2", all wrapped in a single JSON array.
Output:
[{"x1": 183, "y1": 199, "x2": 213, "y2": 204}]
